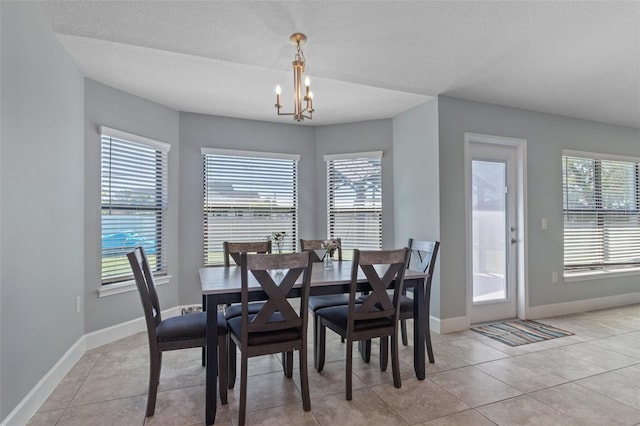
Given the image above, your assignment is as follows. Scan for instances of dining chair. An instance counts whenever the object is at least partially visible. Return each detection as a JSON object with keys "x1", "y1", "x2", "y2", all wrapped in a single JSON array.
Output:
[
  {"x1": 300, "y1": 238, "x2": 354, "y2": 369},
  {"x1": 227, "y1": 251, "x2": 313, "y2": 426},
  {"x1": 314, "y1": 248, "x2": 410, "y2": 400},
  {"x1": 220, "y1": 241, "x2": 281, "y2": 387},
  {"x1": 399, "y1": 239, "x2": 440, "y2": 363},
  {"x1": 127, "y1": 247, "x2": 228, "y2": 417}
]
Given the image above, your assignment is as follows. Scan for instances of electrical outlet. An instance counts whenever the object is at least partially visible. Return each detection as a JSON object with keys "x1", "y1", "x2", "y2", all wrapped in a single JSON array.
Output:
[
  {"x1": 551, "y1": 271, "x2": 558, "y2": 283},
  {"x1": 76, "y1": 296, "x2": 81, "y2": 313},
  {"x1": 541, "y1": 217, "x2": 548, "y2": 230}
]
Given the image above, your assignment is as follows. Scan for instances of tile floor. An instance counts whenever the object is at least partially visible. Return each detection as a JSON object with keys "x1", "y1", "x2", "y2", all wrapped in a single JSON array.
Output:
[{"x1": 28, "y1": 304, "x2": 640, "y2": 425}]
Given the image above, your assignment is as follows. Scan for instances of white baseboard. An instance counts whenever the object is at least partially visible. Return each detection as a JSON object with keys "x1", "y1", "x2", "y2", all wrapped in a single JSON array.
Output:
[
  {"x1": 1, "y1": 338, "x2": 86, "y2": 426},
  {"x1": 431, "y1": 315, "x2": 470, "y2": 334},
  {"x1": 527, "y1": 292, "x2": 640, "y2": 319},
  {"x1": 1, "y1": 306, "x2": 181, "y2": 426},
  {"x1": 84, "y1": 306, "x2": 180, "y2": 350}
]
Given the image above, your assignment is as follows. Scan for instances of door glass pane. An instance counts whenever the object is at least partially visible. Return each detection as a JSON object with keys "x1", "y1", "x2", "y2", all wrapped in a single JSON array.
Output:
[{"x1": 472, "y1": 160, "x2": 507, "y2": 303}]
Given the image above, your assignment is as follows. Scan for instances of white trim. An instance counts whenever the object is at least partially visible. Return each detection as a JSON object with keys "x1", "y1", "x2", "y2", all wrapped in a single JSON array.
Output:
[
  {"x1": 0, "y1": 338, "x2": 86, "y2": 426},
  {"x1": 433, "y1": 315, "x2": 471, "y2": 334},
  {"x1": 464, "y1": 133, "x2": 528, "y2": 323},
  {"x1": 323, "y1": 150, "x2": 383, "y2": 161},
  {"x1": 84, "y1": 306, "x2": 180, "y2": 350},
  {"x1": 201, "y1": 147, "x2": 300, "y2": 161},
  {"x1": 527, "y1": 292, "x2": 640, "y2": 319},
  {"x1": 564, "y1": 267, "x2": 640, "y2": 282},
  {"x1": 100, "y1": 126, "x2": 170, "y2": 152},
  {"x1": 0, "y1": 306, "x2": 182, "y2": 426},
  {"x1": 562, "y1": 149, "x2": 640, "y2": 164},
  {"x1": 98, "y1": 275, "x2": 171, "y2": 298}
]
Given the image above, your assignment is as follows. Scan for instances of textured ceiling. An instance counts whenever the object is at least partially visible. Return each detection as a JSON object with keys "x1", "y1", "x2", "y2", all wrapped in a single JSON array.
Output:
[{"x1": 41, "y1": 1, "x2": 640, "y2": 128}]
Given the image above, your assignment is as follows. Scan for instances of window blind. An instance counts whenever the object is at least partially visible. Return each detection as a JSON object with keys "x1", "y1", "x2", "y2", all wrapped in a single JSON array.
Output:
[
  {"x1": 326, "y1": 152, "x2": 383, "y2": 258},
  {"x1": 562, "y1": 153, "x2": 640, "y2": 273},
  {"x1": 203, "y1": 148, "x2": 299, "y2": 266},
  {"x1": 101, "y1": 127, "x2": 169, "y2": 284}
]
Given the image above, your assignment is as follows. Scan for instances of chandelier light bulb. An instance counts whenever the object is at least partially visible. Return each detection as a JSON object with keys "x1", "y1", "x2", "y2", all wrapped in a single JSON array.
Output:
[
  {"x1": 305, "y1": 76, "x2": 310, "y2": 87},
  {"x1": 275, "y1": 85, "x2": 282, "y2": 95}
]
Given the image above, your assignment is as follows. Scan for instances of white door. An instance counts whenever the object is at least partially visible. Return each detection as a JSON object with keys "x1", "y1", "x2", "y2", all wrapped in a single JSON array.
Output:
[{"x1": 467, "y1": 141, "x2": 518, "y2": 323}]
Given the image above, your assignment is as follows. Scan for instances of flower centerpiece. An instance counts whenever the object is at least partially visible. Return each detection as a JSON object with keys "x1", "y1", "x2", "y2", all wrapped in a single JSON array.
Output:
[
  {"x1": 322, "y1": 239, "x2": 339, "y2": 258},
  {"x1": 268, "y1": 231, "x2": 286, "y2": 254},
  {"x1": 322, "y1": 239, "x2": 339, "y2": 270}
]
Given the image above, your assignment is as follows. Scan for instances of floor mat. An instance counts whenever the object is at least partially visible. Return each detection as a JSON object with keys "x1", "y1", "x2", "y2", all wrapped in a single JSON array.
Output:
[{"x1": 471, "y1": 319, "x2": 574, "y2": 346}]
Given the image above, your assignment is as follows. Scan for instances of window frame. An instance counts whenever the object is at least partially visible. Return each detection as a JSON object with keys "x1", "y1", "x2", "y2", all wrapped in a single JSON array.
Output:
[
  {"x1": 202, "y1": 147, "x2": 300, "y2": 266},
  {"x1": 325, "y1": 151, "x2": 383, "y2": 259},
  {"x1": 100, "y1": 126, "x2": 170, "y2": 286},
  {"x1": 562, "y1": 149, "x2": 640, "y2": 278}
]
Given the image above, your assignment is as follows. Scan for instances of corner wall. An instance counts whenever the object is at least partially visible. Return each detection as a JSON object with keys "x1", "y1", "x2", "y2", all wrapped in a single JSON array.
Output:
[
  {"x1": 392, "y1": 100, "x2": 441, "y2": 317},
  {"x1": 0, "y1": 2, "x2": 85, "y2": 419}
]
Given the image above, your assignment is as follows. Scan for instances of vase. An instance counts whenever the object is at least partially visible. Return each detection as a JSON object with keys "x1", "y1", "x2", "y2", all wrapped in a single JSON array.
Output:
[{"x1": 323, "y1": 253, "x2": 333, "y2": 270}]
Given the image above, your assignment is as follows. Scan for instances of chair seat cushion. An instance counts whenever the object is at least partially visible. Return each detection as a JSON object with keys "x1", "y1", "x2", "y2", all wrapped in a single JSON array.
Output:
[
  {"x1": 315, "y1": 305, "x2": 393, "y2": 331},
  {"x1": 227, "y1": 312, "x2": 301, "y2": 345},
  {"x1": 308, "y1": 294, "x2": 356, "y2": 312},
  {"x1": 157, "y1": 311, "x2": 226, "y2": 343},
  {"x1": 225, "y1": 302, "x2": 266, "y2": 319}
]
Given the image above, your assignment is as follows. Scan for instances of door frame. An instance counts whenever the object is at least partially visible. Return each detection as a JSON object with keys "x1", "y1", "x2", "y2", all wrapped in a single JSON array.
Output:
[{"x1": 464, "y1": 132, "x2": 528, "y2": 323}]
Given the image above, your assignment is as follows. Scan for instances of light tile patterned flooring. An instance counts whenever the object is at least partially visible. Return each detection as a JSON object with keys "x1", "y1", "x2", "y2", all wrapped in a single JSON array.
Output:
[{"x1": 28, "y1": 304, "x2": 640, "y2": 425}]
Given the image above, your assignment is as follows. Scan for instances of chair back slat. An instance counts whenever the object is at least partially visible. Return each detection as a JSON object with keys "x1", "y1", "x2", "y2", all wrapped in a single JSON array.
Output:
[
  {"x1": 127, "y1": 247, "x2": 162, "y2": 340},
  {"x1": 300, "y1": 238, "x2": 342, "y2": 261},
  {"x1": 224, "y1": 241, "x2": 272, "y2": 266},
  {"x1": 240, "y1": 252, "x2": 312, "y2": 337},
  {"x1": 407, "y1": 239, "x2": 440, "y2": 276},
  {"x1": 350, "y1": 248, "x2": 410, "y2": 324}
]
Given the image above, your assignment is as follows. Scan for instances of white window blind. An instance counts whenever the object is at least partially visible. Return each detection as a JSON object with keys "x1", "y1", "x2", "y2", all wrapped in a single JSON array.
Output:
[
  {"x1": 326, "y1": 152, "x2": 383, "y2": 258},
  {"x1": 203, "y1": 148, "x2": 299, "y2": 266},
  {"x1": 562, "y1": 153, "x2": 640, "y2": 274},
  {"x1": 101, "y1": 127, "x2": 169, "y2": 284}
]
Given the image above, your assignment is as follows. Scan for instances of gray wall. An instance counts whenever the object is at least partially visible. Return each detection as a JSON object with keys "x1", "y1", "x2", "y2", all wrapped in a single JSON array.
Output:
[
  {"x1": 438, "y1": 96, "x2": 640, "y2": 320},
  {"x1": 315, "y1": 119, "x2": 395, "y2": 247},
  {"x1": 84, "y1": 80, "x2": 180, "y2": 332},
  {"x1": 392, "y1": 100, "x2": 441, "y2": 317},
  {"x1": 1, "y1": 1, "x2": 84, "y2": 419},
  {"x1": 178, "y1": 113, "x2": 317, "y2": 304}
]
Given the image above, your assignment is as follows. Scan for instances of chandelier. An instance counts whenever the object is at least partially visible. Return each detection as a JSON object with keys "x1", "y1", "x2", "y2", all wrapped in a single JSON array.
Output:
[{"x1": 275, "y1": 33, "x2": 314, "y2": 122}]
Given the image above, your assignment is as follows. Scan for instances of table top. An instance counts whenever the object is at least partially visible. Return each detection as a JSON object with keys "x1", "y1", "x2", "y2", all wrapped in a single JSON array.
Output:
[{"x1": 200, "y1": 260, "x2": 427, "y2": 294}]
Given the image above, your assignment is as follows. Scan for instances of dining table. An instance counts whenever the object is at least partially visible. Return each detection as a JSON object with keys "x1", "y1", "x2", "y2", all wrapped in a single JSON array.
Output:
[{"x1": 200, "y1": 260, "x2": 429, "y2": 425}]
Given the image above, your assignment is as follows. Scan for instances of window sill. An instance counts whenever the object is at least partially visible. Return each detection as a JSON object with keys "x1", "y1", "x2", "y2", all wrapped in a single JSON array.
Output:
[
  {"x1": 564, "y1": 268, "x2": 640, "y2": 283},
  {"x1": 98, "y1": 275, "x2": 172, "y2": 298}
]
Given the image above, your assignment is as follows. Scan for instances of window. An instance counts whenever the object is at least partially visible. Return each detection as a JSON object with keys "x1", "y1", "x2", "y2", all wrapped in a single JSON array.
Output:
[
  {"x1": 101, "y1": 127, "x2": 169, "y2": 284},
  {"x1": 326, "y1": 151, "x2": 383, "y2": 259},
  {"x1": 203, "y1": 148, "x2": 299, "y2": 266},
  {"x1": 562, "y1": 151, "x2": 640, "y2": 275}
]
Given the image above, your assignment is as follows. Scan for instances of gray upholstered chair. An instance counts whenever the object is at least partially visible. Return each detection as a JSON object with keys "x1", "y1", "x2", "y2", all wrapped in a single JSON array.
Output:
[
  {"x1": 227, "y1": 251, "x2": 313, "y2": 426},
  {"x1": 315, "y1": 248, "x2": 410, "y2": 400},
  {"x1": 127, "y1": 247, "x2": 228, "y2": 417},
  {"x1": 300, "y1": 238, "x2": 356, "y2": 368},
  {"x1": 221, "y1": 241, "x2": 279, "y2": 387}
]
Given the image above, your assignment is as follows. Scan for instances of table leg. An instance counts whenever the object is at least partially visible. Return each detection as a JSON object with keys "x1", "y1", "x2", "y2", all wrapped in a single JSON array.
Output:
[
  {"x1": 205, "y1": 294, "x2": 218, "y2": 425},
  {"x1": 413, "y1": 278, "x2": 426, "y2": 380}
]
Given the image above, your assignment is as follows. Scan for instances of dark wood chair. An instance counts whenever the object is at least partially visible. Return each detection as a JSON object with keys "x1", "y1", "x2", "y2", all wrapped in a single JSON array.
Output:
[
  {"x1": 127, "y1": 247, "x2": 228, "y2": 417},
  {"x1": 300, "y1": 238, "x2": 353, "y2": 368},
  {"x1": 315, "y1": 248, "x2": 410, "y2": 400},
  {"x1": 221, "y1": 241, "x2": 277, "y2": 387},
  {"x1": 399, "y1": 239, "x2": 440, "y2": 363},
  {"x1": 227, "y1": 251, "x2": 313, "y2": 426}
]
